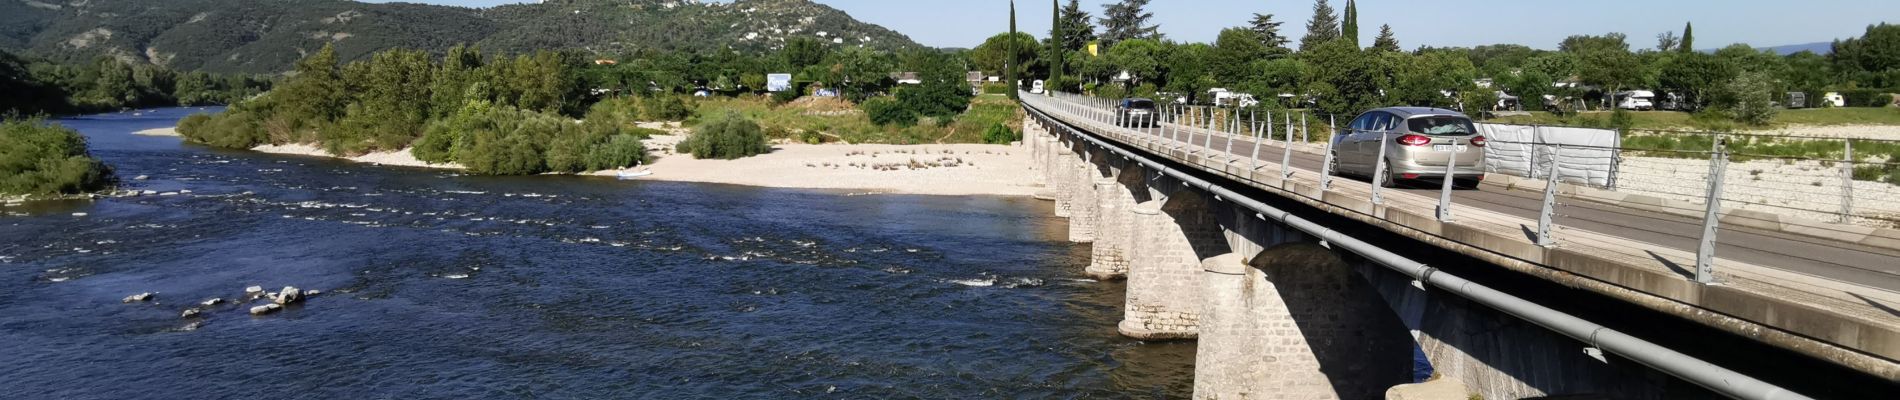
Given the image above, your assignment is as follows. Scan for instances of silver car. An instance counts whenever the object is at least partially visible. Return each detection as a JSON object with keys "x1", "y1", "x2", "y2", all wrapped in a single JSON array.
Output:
[{"x1": 1328, "y1": 107, "x2": 1487, "y2": 188}]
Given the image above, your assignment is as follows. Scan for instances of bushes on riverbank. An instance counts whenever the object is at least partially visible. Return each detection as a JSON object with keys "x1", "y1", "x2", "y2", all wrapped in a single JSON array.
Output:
[
  {"x1": 412, "y1": 101, "x2": 655, "y2": 175},
  {"x1": 0, "y1": 119, "x2": 115, "y2": 196},
  {"x1": 677, "y1": 113, "x2": 770, "y2": 159}
]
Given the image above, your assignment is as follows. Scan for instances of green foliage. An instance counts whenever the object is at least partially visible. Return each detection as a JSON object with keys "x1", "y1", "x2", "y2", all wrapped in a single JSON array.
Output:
[
  {"x1": 1841, "y1": 90, "x2": 1898, "y2": 107},
  {"x1": 642, "y1": 95, "x2": 694, "y2": 121},
  {"x1": 974, "y1": 32, "x2": 1044, "y2": 85},
  {"x1": 896, "y1": 51, "x2": 973, "y2": 119},
  {"x1": 1300, "y1": 0, "x2": 1341, "y2": 52},
  {"x1": 1831, "y1": 23, "x2": 1900, "y2": 88},
  {"x1": 0, "y1": 119, "x2": 114, "y2": 196},
  {"x1": 1301, "y1": 39, "x2": 1382, "y2": 116},
  {"x1": 676, "y1": 113, "x2": 770, "y2": 159},
  {"x1": 982, "y1": 123, "x2": 1020, "y2": 144},
  {"x1": 864, "y1": 97, "x2": 917, "y2": 127},
  {"x1": 1721, "y1": 70, "x2": 1778, "y2": 126},
  {"x1": 1099, "y1": 0, "x2": 1162, "y2": 46},
  {"x1": 5, "y1": 0, "x2": 920, "y2": 75}
]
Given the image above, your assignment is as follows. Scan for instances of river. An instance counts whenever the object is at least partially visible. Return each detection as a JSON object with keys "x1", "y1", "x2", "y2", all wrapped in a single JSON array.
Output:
[{"x1": 0, "y1": 108, "x2": 1196, "y2": 398}]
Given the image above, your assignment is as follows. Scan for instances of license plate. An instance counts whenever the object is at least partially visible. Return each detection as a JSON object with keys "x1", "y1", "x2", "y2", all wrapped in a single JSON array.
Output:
[{"x1": 1433, "y1": 144, "x2": 1468, "y2": 152}]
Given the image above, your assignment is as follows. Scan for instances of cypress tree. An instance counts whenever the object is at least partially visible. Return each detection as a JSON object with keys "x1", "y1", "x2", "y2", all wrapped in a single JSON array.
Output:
[
  {"x1": 1343, "y1": 0, "x2": 1359, "y2": 48},
  {"x1": 1680, "y1": 22, "x2": 1696, "y2": 53},
  {"x1": 1008, "y1": 0, "x2": 1018, "y2": 99},
  {"x1": 1050, "y1": 0, "x2": 1064, "y2": 83}
]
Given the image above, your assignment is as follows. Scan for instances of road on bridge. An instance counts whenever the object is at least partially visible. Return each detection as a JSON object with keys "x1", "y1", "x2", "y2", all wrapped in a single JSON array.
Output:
[{"x1": 1127, "y1": 124, "x2": 1900, "y2": 292}]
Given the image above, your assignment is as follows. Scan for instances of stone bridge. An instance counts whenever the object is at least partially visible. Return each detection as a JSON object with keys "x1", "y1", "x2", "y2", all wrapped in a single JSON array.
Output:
[{"x1": 1016, "y1": 93, "x2": 1899, "y2": 399}]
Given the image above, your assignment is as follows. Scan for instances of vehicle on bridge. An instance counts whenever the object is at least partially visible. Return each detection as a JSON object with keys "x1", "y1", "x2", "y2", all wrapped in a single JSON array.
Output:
[
  {"x1": 1114, "y1": 98, "x2": 1158, "y2": 127},
  {"x1": 1329, "y1": 107, "x2": 1487, "y2": 188}
]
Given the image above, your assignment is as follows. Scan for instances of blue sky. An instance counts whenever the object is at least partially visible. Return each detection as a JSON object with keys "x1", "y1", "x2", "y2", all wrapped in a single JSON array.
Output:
[{"x1": 371, "y1": 0, "x2": 1900, "y2": 50}]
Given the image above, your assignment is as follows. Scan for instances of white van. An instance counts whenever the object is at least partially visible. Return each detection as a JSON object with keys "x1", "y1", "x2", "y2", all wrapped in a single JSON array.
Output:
[
  {"x1": 1617, "y1": 90, "x2": 1655, "y2": 111},
  {"x1": 1031, "y1": 80, "x2": 1045, "y2": 94}
]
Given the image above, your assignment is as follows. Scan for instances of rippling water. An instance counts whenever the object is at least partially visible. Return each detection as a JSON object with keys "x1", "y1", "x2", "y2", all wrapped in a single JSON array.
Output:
[{"x1": 0, "y1": 109, "x2": 1195, "y2": 398}]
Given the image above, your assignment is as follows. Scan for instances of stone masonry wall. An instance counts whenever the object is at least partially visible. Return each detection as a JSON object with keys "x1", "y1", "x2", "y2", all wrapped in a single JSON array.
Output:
[
  {"x1": 1087, "y1": 160, "x2": 1144, "y2": 280},
  {"x1": 1196, "y1": 243, "x2": 1414, "y2": 400},
  {"x1": 1121, "y1": 189, "x2": 1227, "y2": 340}
]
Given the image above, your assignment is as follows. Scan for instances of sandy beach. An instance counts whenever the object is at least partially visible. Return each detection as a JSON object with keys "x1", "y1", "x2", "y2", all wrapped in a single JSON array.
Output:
[
  {"x1": 148, "y1": 124, "x2": 1038, "y2": 197},
  {"x1": 590, "y1": 135, "x2": 1039, "y2": 196},
  {"x1": 133, "y1": 127, "x2": 179, "y2": 137}
]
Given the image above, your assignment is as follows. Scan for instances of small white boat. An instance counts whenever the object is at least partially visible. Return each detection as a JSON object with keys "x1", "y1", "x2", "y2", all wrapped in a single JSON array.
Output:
[{"x1": 615, "y1": 170, "x2": 654, "y2": 180}]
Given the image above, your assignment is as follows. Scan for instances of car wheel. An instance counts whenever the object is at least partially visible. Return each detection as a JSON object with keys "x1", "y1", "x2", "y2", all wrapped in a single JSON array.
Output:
[
  {"x1": 1378, "y1": 159, "x2": 1398, "y2": 188},
  {"x1": 1326, "y1": 151, "x2": 1340, "y2": 176}
]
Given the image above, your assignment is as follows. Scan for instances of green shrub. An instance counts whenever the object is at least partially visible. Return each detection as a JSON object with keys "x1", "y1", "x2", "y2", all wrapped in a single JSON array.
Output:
[
  {"x1": 982, "y1": 123, "x2": 1019, "y2": 144},
  {"x1": 0, "y1": 119, "x2": 115, "y2": 195},
  {"x1": 178, "y1": 109, "x2": 267, "y2": 149},
  {"x1": 980, "y1": 82, "x2": 1011, "y2": 95},
  {"x1": 583, "y1": 134, "x2": 648, "y2": 170},
  {"x1": 800, "y1": 130, "x2": 823, "y2": 144},
  {"x1": 676, "y1": 112, "x2": 770, "y2": 159},
  {"x1": 1875, "y1": 94, "x2": 1896, "y2": 108},
  {"x1": 642, "y1": 95, "x2": 693, "y2": 121},
  {"x1": 864, "y1": 98, "x2": 916, "y2": 127},
  {"x1": 771, "y1": 88, "x2": 801, "y2": 105}
]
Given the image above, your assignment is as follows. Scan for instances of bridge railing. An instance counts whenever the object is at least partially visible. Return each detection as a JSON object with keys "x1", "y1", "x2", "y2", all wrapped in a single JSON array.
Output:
[
  {"x1": 1027, "y1": 91, "x2": 1900, "y2": 285},
  {"x1": 1037, "y1": 91, "x2": 1900, "y2": 232}
]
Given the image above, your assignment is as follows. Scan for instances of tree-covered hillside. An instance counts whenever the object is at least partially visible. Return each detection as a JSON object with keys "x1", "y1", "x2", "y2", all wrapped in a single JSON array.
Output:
[{"x1": 0, "y1": 0, "x2": 922, "y2": 74}]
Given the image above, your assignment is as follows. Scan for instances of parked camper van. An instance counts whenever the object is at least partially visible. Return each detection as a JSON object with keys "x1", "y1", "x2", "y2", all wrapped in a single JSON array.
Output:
[
  {"x1": 1616, "y1": 90, "x2": 1655, "y2": 111},
  {"x1": 1031, "y1": 80, "x2": 1045, "y2": 94},
  {"x1": 1208, "y1": 88, "x2": 1259, "y2": 107}
]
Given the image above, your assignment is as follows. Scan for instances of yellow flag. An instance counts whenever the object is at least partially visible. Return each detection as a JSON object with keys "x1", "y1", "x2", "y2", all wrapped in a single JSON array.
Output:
[{"x1": 1087, "y1": 42, "x2": 1099, "y2": 57}]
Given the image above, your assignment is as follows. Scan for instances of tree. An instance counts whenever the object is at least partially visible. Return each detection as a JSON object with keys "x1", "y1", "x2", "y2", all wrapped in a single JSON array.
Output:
[
  {"x1": 1300, "y1": 0, "x2": 1340, "y2": 51},
  {"x1": 1301, "y1": 39, "x2": 1381, "y2": 115},
  {"x1": 1163, "y1": 42, "x2": 1216, "y2": 103},
  {"x1": 973, "y1": 33, "x2": 1042, "y2": 81},
  {"x1": 1659, "y1": 52, "x2": 1736, "y2": 111},
  {"x1": 1830, "y1": 23, "x2": 1900, "y2": 88},
  {"x1": 1007, "y1": 1, "x2": 1019, "y2": 99},
  {"x1": 1211, "y1": 28, "x2": 1272, "y2": 88},
  {"x1": 1050, "y1": 0, "x2": 1066, "y2": 82},
  {"x1": 1056, "y1": 0, "x2": 1097, "y2": 52},
  {"x1": 1722, "y1": 70, "x2": 1777, "y2": 125},
  {"x1": 1559, "y1": 33, "x2": 1629, "y2": 54},
  {"x1": 782, "y1": 38, "x2": 829, "y2": 69},
  {"x1": 1680, "y1": 22, "x2": 1695, "y2": 53},
  {"x1": 896, "y1": 50, "x2": 973, "y2": 119},
  {"x1": 1371, "y1": 24, "x2": 1400, "y2": 52},
  {"x1": 1098, "y1": 0, "x2": 1161, "y2": 47},
  {"x1": 1248, "y1": 13, "x2": 1290, "y2": 51},
  {"x1": 1656, "y1": 31, "x2": 1681, "y2": 52},
  {"x1": 1105, "y1": 38, "x2": 1164, "y2": 86},
  {"x1": 1342, "y1": 0, "x2": 1359, "y2": 48}
]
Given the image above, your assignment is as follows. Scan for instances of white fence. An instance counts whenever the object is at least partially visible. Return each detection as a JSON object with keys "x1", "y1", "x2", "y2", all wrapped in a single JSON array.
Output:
[{"x1": 1477, "y1": 123, "x2": 1621, "y2": 189}]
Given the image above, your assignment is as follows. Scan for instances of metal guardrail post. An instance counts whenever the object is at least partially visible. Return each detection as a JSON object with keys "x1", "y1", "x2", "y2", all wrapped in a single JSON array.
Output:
[
  {"x1": 1225, "y1": 110, "x2": 1240, "y2": 162},
  {"x1": 1319, "y1": 129, "x2": 1338, "y2": 190},
  {"x1": 1537, "y1": 143, "x2": 1563, "y2": 247},
  {"x1": 1203, "y1": 107, "x2": 1216, "y2": 154},
  {"x1": 1372, "y1": 131, "x2": 1390, "y2": 205},
  {"x1": 1281, "y1": 115, "x2": 1295, "y2": 179},
  {"x1": 1437, "y1": 138, "x2": 1459, "y2": 222},
  {"x1": 1841, "y1": 140, "x2": 1854, "y2": 224},
  {"x1": 1694, "y1": 137, "x2": 1728, "y2": 284},
  {"x1": 1250, "y1": 113, "x2": 1265, "y2": 171}
]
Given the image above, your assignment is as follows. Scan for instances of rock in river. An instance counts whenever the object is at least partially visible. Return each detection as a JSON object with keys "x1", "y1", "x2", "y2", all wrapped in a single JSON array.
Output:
[
  {"x1": 180, "y1": 309, "x2": 201, "y2": 319},
  {"x1": 249, "y1": 303, "x2": 282, "y2": 315},
  {"x1": 244, "y1": 286, "x2": 264, "y2": 299},
  {"x1": 273, "y1": 286, "x2": 302, "y2": 305},
  {"x1": 121, "y1": 293, "x2": 153, "y2": 303},
  {"x1": 200, "y1": 298, "x2": 223, "y2": 306}
]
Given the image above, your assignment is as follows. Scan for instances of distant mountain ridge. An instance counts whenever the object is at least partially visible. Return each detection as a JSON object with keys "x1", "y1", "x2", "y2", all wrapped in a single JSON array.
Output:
[{"x1": 0, "y1": 0, "x2": 922, "y2": 74}]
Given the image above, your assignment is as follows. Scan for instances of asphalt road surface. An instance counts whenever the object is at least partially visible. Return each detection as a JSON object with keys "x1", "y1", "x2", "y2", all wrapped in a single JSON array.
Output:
[{"x1": 1120, "y1": 123, "x2": 1900, "y2": 291}]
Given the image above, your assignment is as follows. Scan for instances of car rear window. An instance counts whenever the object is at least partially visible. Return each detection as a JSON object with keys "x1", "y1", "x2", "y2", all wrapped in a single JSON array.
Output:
[
  {"x1": 1127, "y1": 100, "x2": 1155, "y2": 109},
  {"x1": 1407, "y1": 116, "x2": 1475, "y2": 135}
]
